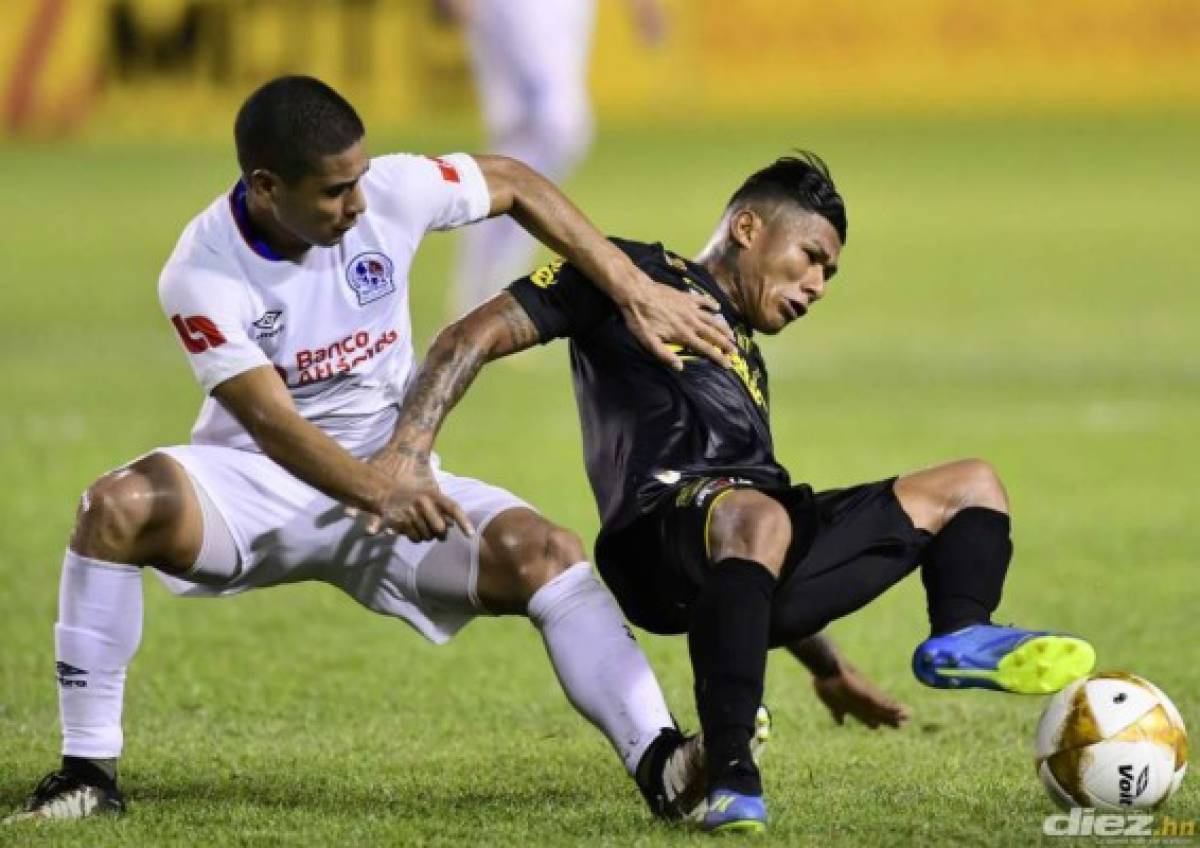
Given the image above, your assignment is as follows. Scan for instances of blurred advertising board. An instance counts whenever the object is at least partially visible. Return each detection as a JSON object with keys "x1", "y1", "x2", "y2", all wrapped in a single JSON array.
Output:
[{"x1": 4, "y1": 0, "x2": 1198, "y2": 139}]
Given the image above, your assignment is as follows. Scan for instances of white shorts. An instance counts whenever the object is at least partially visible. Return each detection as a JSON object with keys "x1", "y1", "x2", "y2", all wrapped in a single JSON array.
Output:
[{"x1": 152, "y1": 445, "x2": 531, "y2": 644}]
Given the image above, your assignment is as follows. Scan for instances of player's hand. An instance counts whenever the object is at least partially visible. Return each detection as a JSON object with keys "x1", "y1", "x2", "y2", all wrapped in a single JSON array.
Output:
[
  {"x1": 619, "y1": 271, "x2": 735, "y2": 371},
  {"x1": 366, "y1": 445, "x2": 437, "y2": 487},
  {"x1": 812, "y1": 663, "x2": 911, "y2": 730},
  {"x1": 369, "y1": 474, "x2": 474, "y2": 542},
  {"x1": 354, "y1": 446, "x2": 474, "y2": 541}
]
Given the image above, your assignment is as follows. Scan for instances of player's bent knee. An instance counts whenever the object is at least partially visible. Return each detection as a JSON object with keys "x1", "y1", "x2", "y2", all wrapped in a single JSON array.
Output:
[
  {"x1": 69, "y1": 454, "x2": 199, "y2": 568},
  {"x1": 955, "y1": 458, "x2": 1009, "y2": 515},
  {"x1": 478, "y1": 511, "x2": 586, "y2": 612},
  {"x1": 707, "y1": 490, "x2": 792, "y2": 574},
  {"x1": 71, "y1": 470, "x2": 156, "y2": 563},
  {"x1": 897, "y1": 458, "x2": 1011, "y2": 533},
  {"x1": 543, "y1": 524, "x2": 587, "y2": 572}
]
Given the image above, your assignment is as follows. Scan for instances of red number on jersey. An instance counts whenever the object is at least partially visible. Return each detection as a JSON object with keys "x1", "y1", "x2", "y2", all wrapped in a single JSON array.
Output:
[{"x1": 171, "y1": 314, "x2": 227, "y2": 353}]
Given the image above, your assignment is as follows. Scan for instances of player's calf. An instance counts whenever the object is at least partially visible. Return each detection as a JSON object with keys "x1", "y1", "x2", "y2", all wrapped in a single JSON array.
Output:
[
  {"x1": 477, "y1": 509, "x2": 681, "y2": 790},
  {"x1": 9, "y1": 454, "x2": 206, "y2": 823},
  {"x1": 689, "y1": 490, "x2": 790, "y2": 814},
  {"x1": 897, "y1": 460, "x2": 1096, "y2": 694},
  {"x1": 893, "y1": 459, "x2": 1012, "y2": 636}
]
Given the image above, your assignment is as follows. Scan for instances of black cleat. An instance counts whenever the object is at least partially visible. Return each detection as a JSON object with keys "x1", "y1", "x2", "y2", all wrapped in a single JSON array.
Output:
[
  {"x1": 635, "y1": 727, "x2": 703, "y2": 820},
  {"x1": 635, "y1": 706, "x2": 772, "y2": 822},
  {"x1": 4, "y1": 769, "x2": 126, "y2": 823}
]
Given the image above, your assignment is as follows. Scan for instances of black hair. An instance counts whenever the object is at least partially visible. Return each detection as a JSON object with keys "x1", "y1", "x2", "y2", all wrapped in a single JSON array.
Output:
[
  {"x1": 727, "y1": 151, "x2": 847, "y2": 244},
  {"x1": 234, "y1": 75, "x2": 365, "y2": 183}
]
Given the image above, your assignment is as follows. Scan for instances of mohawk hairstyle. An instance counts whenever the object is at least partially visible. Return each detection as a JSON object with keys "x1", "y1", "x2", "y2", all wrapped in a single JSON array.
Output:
[
  {"x1": 234, "y1": 75, "x2": 365, "y2": 183},
  {"x1": 727, "y1": 151, "x2": 847, "y2": 244}
]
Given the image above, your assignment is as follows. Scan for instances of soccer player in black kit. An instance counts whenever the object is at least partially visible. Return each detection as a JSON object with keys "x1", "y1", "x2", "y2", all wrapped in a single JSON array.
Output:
[{"x1": 376, "y1": 153, "x2": 1097, "y2": 833}]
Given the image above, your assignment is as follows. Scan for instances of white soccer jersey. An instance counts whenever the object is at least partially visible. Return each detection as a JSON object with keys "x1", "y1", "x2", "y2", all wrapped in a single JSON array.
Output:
[{"x1": 158, "y1": 152, "x2": 490, "y2": 455}]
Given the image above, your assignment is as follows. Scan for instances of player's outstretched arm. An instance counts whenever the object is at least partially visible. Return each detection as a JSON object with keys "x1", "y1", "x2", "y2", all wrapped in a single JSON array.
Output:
[
  {"x1": 789, "y1": 633, "x2": 912, "y2": 730},
  {"x1": 212, "y1": 365, "x2": 471, "y2": 542},
  {"x1": 474, "y1": 154, "x2": 734, "y2": 371},
  {"x1": 373, "y1": 293, "x2": 540, "y2": 483}
]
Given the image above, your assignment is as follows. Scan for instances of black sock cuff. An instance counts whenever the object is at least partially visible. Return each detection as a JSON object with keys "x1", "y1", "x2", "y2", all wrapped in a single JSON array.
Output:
[
  {"x1": 925, "y1": 507, "x2": 1010, "y2": 555},
  {"x1": 711, "y1": 557, "x2": 777, "y2": 594},
  {"x1": 946, "y1": 506, "x2": 1010, "y2": 533}
]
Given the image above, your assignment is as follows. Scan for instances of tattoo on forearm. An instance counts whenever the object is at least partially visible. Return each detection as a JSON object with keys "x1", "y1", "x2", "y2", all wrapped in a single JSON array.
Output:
[
  {"x1": 497, "y1": 297, "x2": 540, "y2": 350},
  {"x1": 789, "y1": 632, "x2": 842, "y2": 679},
  {"x1": 394, "y1": 325, "x2": 485, "y2": 445},
  {"x1": 391, "y1": 296, "x2": 539, "y2": 456},
  {"x1": 385, "y1": 445, "x2": 429, "y2": 463}
]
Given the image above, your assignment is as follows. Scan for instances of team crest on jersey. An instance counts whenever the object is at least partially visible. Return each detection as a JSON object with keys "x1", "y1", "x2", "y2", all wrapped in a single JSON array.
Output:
[{"x1": 346, "y1": 252, "x2": 396, "y2": 306}]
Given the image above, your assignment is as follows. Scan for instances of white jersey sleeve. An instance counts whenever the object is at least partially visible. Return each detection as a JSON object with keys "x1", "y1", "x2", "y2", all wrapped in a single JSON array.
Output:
[
  {"x1": 159, "y1": 261, "x2": 271, "y2": 393},
  {"x1": 365, "y1": 153, "x2": 491, "y2": 233}
]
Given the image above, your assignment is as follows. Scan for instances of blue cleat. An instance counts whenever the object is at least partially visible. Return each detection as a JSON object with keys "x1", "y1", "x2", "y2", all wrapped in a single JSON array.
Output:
[
  {"x1": 912, "y1": 624, "x2": 1095, "y2": 694},
  {"x1": 702, "y1": 790, "x2": 767, "y2": 835}
]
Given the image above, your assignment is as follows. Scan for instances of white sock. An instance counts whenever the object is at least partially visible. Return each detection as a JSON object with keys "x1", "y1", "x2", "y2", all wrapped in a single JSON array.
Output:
[
  {"x1": 55, "y1": 550, "x2": 144, "y2": 760},
  {"x1": 527, "y1": 562, "x2": 673, "y2": 774}
]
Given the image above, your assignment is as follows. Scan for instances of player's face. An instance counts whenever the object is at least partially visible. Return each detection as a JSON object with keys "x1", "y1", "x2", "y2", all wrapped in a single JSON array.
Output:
[
  {"x1": 733, "y1": 207, "x2": 841, "y2": 335},
  {"x1": 269, "y1": 140, "x2": 370, "y2": 248}
]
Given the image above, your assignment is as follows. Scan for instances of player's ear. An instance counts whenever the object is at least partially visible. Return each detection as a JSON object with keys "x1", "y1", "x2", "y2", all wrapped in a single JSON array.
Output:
[
  {"x1": 248, "y1": 168, "x2": 281, "y2": 201},
  {"x1": 728, "y1": 207, "x2": 761, "y2": 250}
]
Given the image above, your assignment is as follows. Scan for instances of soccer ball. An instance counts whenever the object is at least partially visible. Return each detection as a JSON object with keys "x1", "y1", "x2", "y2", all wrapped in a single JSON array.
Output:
[{"x1": 1035, "y1": 672, "x2": 1188, "y2": 810}]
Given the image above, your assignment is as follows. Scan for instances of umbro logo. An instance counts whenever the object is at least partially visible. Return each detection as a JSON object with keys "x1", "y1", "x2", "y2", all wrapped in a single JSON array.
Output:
[
  {"x1": 252, "y1": 309, "x2": 284, "y2": 339},
  {"x1": 253, "y1": 309, "x2": 283, "y2": 331},
  {"x1": 56, "y1": 661, "x2": 88, "y2": 688}
]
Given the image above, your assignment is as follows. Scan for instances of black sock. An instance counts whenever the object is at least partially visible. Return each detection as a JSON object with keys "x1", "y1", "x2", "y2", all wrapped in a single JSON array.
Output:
[
  {"x1": 688, "y1": 557, "x2": 775, "y2": 796},
  {"x1": 920, "y1": 507, "x2": 1012, "y2": 636},
  {"x1": 62, "y1": 755, "x2": 118, "y2": 787}
]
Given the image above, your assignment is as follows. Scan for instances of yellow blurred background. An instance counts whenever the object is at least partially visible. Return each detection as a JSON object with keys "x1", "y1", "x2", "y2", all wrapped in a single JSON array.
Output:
[{"x1": 5, "y1": 0, "x2": 1199, "y2": 139}]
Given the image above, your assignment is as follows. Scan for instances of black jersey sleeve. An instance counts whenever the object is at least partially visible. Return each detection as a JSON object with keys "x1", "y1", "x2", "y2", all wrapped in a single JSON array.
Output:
[{"x1": 506, "y1": 256, "x2": 618, "y2": 343}]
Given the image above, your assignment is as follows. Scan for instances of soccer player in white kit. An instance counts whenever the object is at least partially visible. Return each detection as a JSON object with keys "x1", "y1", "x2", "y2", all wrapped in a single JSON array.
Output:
[
  {"x1": 444, "y1": 0, "x2": 668, "y2": 314},
  {"x1": 5, "y1": 75, "x2": 738, "y2": 824}
]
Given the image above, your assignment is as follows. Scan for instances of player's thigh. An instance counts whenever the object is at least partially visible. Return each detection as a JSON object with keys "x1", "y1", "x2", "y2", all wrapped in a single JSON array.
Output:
[
  {"x1": 593, "y1": 477, "x2": 794, "y2": 634},
  {"x1": 72, "y1": 451, "x2": 203, "y2": 572},
  {"x1": 768, "y1": 478, "x2": 929, "y2": 646},
  {"x1": 594, "y1": 516, "x2": 693, "y2": 635}
]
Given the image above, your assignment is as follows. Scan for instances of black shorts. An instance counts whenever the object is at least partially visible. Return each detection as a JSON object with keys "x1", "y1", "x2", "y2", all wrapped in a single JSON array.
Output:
[{"x1": 594, "y1": 476, "x2": 931, "y2": 644}]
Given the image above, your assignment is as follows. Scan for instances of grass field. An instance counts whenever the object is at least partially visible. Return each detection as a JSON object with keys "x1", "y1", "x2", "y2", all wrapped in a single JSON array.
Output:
[{"x1": 0, "y1": 111, "x2": 1197, "y2": 846}]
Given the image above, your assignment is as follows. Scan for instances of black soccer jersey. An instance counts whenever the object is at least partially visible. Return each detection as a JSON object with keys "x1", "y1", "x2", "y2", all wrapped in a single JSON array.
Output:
[{"x1": 508, "y1": 238, "x2": 791, "y2": 537}]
